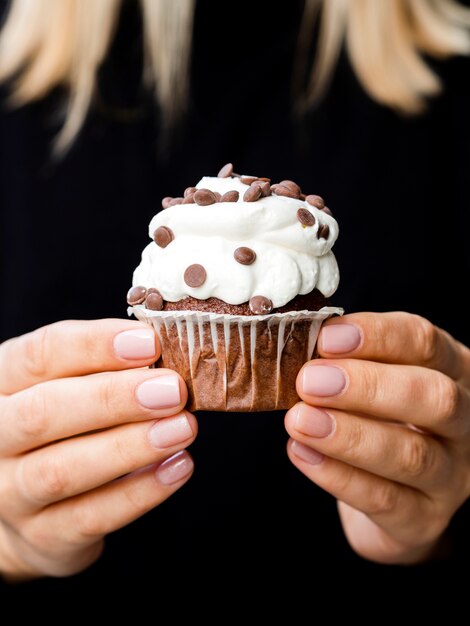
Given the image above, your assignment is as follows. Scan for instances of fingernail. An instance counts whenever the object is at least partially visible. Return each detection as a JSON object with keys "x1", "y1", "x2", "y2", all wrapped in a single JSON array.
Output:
[
  {"x1": 291, "y1": 441, "x2": 324, "y2": 465},
  {"x1": 136, "y1": 375, "x2": 180, "y2": 409},
  {"x1": 156, "y1": 451, "x2": 194, "y2": 485},
  {"x1": 114, "y1": 328, "x2": 156, "y2": 360},
  {"x1": 320, "y1": 324, "x2": 362, "y2": 354},
  {"x1": 148, "y1": 414, "x2": 193, "y2": 449},
  {"x1": 302, "y1": 365, "x2": 346, "y2": 397},
  {"x1": 295, "y1": 405, "x2": 334, "y2": 438}
]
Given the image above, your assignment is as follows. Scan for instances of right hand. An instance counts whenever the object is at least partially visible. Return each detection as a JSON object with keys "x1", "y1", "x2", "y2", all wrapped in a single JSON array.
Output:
[{"x1": 0, "y1": 319, "x2": 196, "y2": 580}]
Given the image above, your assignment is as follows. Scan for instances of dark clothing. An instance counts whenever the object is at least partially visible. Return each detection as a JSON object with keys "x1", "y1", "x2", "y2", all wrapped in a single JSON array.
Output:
[{"x1": 1, "y1": 0, "x2": 469, "y2": 600}]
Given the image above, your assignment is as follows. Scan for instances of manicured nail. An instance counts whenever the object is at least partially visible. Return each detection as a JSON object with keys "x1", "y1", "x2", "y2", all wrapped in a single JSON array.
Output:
[
  {"x1": 295, "y1": 405, "x2": 334, "y2": 438},
  {"x1": 320, "y1": 324, "x2": 362, "y2": 354},
  {"x1": 302, "y1": 365, "x2": 346, "y2": 397},
  {"x1": 156, "y1": 451, "x2": 194, "y2": 485},
  {"x1": 136, "y1": 374, "x2": 180, "y2": 409},
  {"x1": 291, "y1": 441, "x2": 324, "y2": 465},
  {"x1": 148, "y1": 414, "x2": 193, "y2": 449},
  {"x1": 114, "y1": 328, "x2": 156, "y2": 360}
]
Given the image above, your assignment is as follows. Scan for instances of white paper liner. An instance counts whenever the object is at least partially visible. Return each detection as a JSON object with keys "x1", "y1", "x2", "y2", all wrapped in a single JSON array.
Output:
[{"x1": 129, "y1": 306, "x2": 343, "y2": 412}]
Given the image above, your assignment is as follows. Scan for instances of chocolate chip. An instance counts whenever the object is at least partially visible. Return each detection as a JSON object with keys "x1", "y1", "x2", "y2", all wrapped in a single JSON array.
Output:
[
  {"x1": 300, "y1": 193, "x2": 306, "y2": 200},
  {"x1": 243, "y1": 184, "x2": 262, "y2": 202},
  {"x1": 218, "y1": 163, "x2": 234, "y2": 178},
  {"x1": 153, "y1": 226, "x2": 174, "y2": 248},
  {"x1": 162, "y1": 197, "x2": 173, "y2": 209},
  {"x1": 280, "y1": 180, "x2": 302, "y2": 195},
  {"x1": 297, "y1": 208, "x2": 316, "y2": 227},
  {"x1": 234, "y1": 247, "x2": 256, "y2": 265},
  {"x1": 306, "y1": 194, "x2": 325, "y2": 209},
  {"x1": 317, "y1": 224, "x2": 330, "y2": 239},
  {"x1": 241, "y1": 176, "x2": 258, "y2": 185},
  {"x1": 127, "y1": 285, "x2": 147, "y2": 305},
  {"x1": 145, "y1": 289, "x2": 163, "y2": 311},
  {"x1": 220, "y1": 190, "x2": 239, "y2": 202},
  {"x1": 184, "y1": 186, "x2": 197, "y2": 197},
  {"x1": 184, "y1": 264, "x2": 207, "y2": 287},
  {"x1": 273, "y1": 184, "x2": 300, "y2": 199},
  {"x1": 256, "y1": 180, "x2": 271, "y2": 197},
  {"x1": 322, "y1": 206, "x2": 333, "y2": 216},
  {"x1": 194, "y1": 189, "x2": 217, "y2": 206},
  {"x1": 249, "y1": 295, "x2": 273, "y2": 315},
  {"x1": 169, "y1": 197, "x2": 184, "y2": 206},
  {"x1": 182, "y1": 193, "x2": 195, "y2": 204}
]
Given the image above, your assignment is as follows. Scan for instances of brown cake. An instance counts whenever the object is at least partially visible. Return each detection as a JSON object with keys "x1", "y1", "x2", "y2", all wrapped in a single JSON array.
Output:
[{"x1": 128, "y1": 164, "x2": 341, "y2": 411}]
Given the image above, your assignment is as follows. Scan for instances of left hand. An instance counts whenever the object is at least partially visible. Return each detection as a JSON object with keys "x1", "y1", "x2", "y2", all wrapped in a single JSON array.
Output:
[{"x1": 285, "y1": 312, "x2": 470, "y2": 564}]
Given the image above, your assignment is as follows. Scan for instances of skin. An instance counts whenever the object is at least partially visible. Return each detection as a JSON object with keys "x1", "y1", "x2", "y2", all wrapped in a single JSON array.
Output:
[
  {"x1": 0, "y1": 319, "x2": 197, "y2": 580},
  {"x1": 1, "y1": 311, "x2": 469, "y2": 578},
  {"x1": 286, "y1": 312, "x2": 470, "y2": 564}
]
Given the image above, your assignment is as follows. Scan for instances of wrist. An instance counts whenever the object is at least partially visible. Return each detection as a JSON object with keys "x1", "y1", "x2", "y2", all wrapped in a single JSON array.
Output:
[{"x1": 0, "y1": 523, "x2": 42, "y2": 583}]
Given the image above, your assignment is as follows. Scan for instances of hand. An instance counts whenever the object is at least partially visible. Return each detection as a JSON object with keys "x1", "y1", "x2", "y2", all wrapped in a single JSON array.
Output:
[
  {"x1": 285, "y1": 312, "x2": 470, "y2": 564},
  {"x1": 0, "y1": 319, "x2": 196, "y2": 580}
]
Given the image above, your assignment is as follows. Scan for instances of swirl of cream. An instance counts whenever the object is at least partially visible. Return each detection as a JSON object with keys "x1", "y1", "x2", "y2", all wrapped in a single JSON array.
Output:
[{"x1": 132, "y1": 176, "x2": 340, "y2": 308}]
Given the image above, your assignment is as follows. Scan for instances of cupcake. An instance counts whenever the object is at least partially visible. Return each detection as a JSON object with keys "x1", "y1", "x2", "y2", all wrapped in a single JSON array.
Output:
[{"x1": 128, "y1": 164, "x2": 342, "y2": 411}]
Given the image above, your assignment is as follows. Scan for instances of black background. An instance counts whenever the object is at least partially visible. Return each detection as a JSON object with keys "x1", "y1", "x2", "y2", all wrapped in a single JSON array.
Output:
[{"x1": 1, "y1": 0, "x2": 470, "y2": 606}]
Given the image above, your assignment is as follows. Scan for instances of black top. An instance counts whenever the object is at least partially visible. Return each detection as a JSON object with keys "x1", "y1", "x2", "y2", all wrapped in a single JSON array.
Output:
[{"x1": 1, "y1": 0, "x2": 469, "y2": 601}]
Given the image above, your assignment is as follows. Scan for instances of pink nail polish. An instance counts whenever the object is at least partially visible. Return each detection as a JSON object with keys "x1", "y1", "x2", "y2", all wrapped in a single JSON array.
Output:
[
  {"x1": 291, "y1": 440, "x2": 324, "y2": 465},
  {"x1": 156, "y1": 451, "x2": 194, "y2": 485},
  {"x1": 136, "y1": 375, "x2": 181, "y2": 409},
  {"x1": 295, "y1": 405, "x2": 334, "y2": 438},
  {"x1": 148, "y1": 414, "x2": 193, "y2": 449},
  {"x1": 320, "y1": 324, "x2": 362, "y2": 354},
  {"x1": 114, "y1": 328, "x2": 156, "y2": 360},
  {"x1": 302, "y1": 365, "x2": 346, "y2": 397}
]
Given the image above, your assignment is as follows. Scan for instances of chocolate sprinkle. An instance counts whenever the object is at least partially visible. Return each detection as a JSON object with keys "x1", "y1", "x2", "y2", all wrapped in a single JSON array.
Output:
[
  {"x1": 169, "y1": 197, "x2": 184, "y2": 206},
  {"x1": 249, "y1": 295, "x2": 273, "y2": 315},
  {"x1": 153, "y1": 226, "x2": 174, "y2": 248},
  {"x1": 145, "y1": 289, "x2": 163, "y2": 311},
  {"x1": 184, "y1": 264, "x2": 207, "y2": 287},
  {"x1": 162, "y1": 197, "x2": 173, "y2": 209},
  {"x1": 297, "y1": 208, "x2": 316, "y2": 227},
  {"x1": 280, "y1": 180, "x2": 301, "y2": 195},
  {"x1": 243, "y1": 184, "x2": 262, "y2": 202},
  {"x1": 322, "y1": 206, "x2": 333, "y2": 216},
  {"x1": 218, "y1": 163, "x2": 233, "y2": 178},
  {"x1": 273, "y1": 184, "x2": 300, "y2": 199},
  {"x1": 317, "y1": 224, "x2": 330, "y2": 239},
  {"x1": 194, "y1": 189, "x2": 217, "y2": 206},
  {"x1": 220, "y1": 190, "x2": 239, "y2": 202},
  {"x1": 240, "y1": 176, "x2": 258, "y2": 185},
  {"x1": 306, "y1": 194, "x2": 325, "y2": 209},
  {"x1": 127, "y1": 285, "x2": 147, "y2": 305},
  {"x1": 234, "y1": 247, "x2": 256, "y2": 265},
  {"x1": 256, "y1": 180, "x2": 271, "y2": 197}
]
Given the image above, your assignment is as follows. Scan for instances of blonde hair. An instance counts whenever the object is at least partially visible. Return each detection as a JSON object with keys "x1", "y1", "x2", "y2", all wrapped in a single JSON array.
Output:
[{"x1": 1, "y1": 0, "x2": 469, "y2": 151}]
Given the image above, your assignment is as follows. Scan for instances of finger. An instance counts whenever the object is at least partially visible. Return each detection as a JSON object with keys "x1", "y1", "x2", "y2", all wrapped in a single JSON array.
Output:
[
  {"x1": 6, "y1": 412, "x2": 197, "y2": 514},
  {"x1": 0, "y1": 368, "x2": 188, "y2": 456},
  {"x1": 285, "y1": 403, "x2": 452, "y2": 492},
  {"x1": 286, "y1": 439, "x2": 438, "y2": 545},
  {"x1": 317, "y1": 312, "x2": 470, "y2": 383},
  {"x1": 22, "y1": 452, "x2": 194, "y2": 549},
  {"x1": 0, "y1": 319, "x2": 161, "y2": 395},
  {"x1": 297, "y1": 359, "x2": 470, "y2": 438}
]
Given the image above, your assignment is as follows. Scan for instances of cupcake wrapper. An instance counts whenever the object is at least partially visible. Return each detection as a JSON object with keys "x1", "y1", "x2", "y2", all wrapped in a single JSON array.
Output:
[{"x1": 129, "y1": 306, "x2": 343, "y2": 412}]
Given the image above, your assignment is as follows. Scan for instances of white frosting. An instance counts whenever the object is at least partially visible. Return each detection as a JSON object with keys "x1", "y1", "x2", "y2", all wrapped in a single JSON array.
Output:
[{"x1": 132, "y1": 176, "x2": 340, "y2": 308}]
